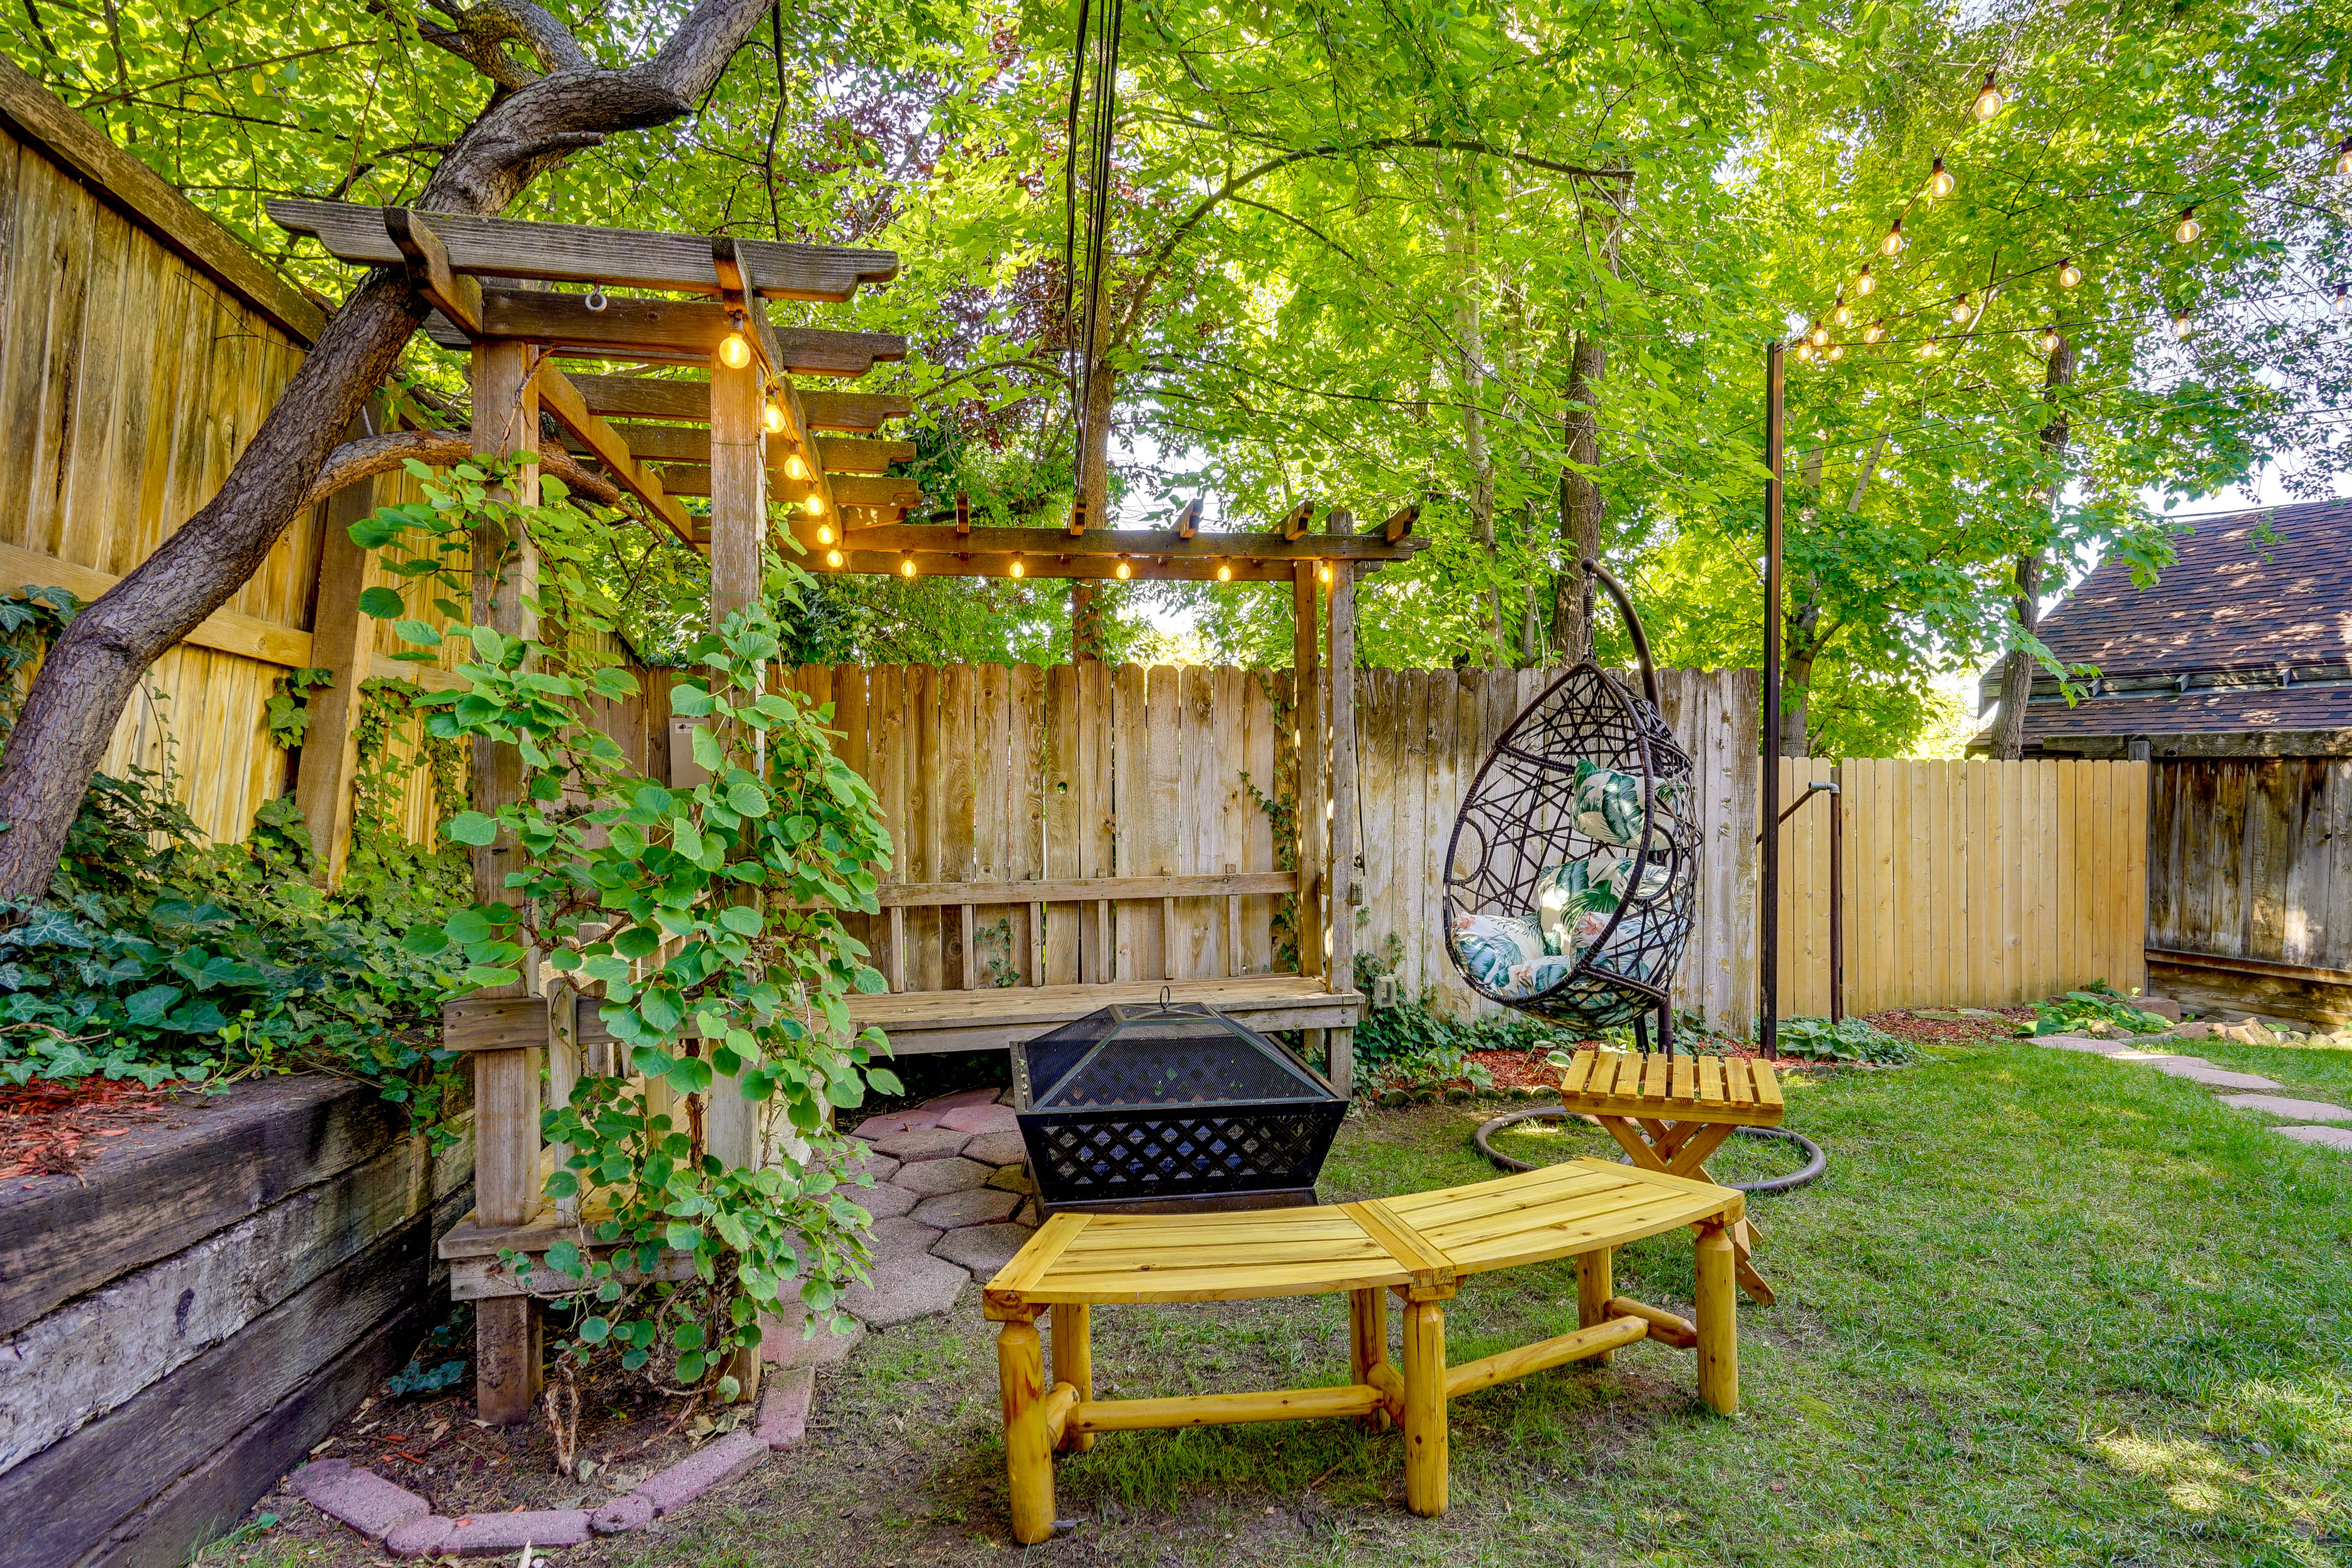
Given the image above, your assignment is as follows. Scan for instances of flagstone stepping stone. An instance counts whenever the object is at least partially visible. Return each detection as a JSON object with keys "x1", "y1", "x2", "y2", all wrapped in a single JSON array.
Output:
[
  {"x1": 892, "y1": 1155, "x2": 990, "y2": 1197},
  {"x1": 2036, "y1": 1035, "x2": 2147, "y2": 1055},
  {"x1": 838, "y1": 1252, "x2": 969, "y2": 1327},
  {"x1": 932, "y1": 1222, "x2": 1035, "y2": 1280},
  {"x1": 2272, "y1": 1125, "x2": 2352, "y2": 1152},
  {"x1": 2221, "y1": 1095, "x2": 2352, "y2": 1122},
  {"x1": 926, "y1": 1086, "x2": 1004, "y2": 1110},
  {"x1": 2147, "y1": 1061, "x2": 2282, "y2": 1090},
  {"x1": 2111, "y1": 1051, "x2": 2206, "y2": 1065},
  {"x1": 853, "y1": 1108, "x2": 945, "y2": 1140},
  {"x1": 912, "y1": 1185, "x2": 1022, "y2": 1229},
  {"x1": 938, "y1": 1101, "x2": 1020, "y2": 1134},
  {"x1": 872, "y1": 1126, "x2": 973, "y2": 1162},
  {"x1": 865, "y1": 1215, "x2": 946, "y2": 1258},
  {"x1": 842, "y1": 1152, "x2": 902, "y2": 1183},
  {"x1": 986, "y1": 1162, "x2": 1035, "y2": 1194},
  {"x1": 848, "y1": 1180, "x2": 916, "y2": 1219},
  {"x1": 964, "y1": 1130, "x2": 1028, "y2": 1167},
  {"x1": 765, "y1": 1312, "x2": 865, "y2": 1366}
]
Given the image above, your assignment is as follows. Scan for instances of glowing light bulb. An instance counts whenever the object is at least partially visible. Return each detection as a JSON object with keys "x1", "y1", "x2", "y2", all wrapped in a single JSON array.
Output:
[
  {"x1": 815, "y1": 522, "x2": 834, "y2": 544},
  {"x1": 804, "y1": 492, "x2": 824, "y2": 516},
  {"x1": 1216, "y1": 563, "x2": 1233, "y2": 582},
  {"x1": 1114, "y1": 558, "x2": 1131, "y2": 581},
  {"x1": 1833, "y1": 300, "x2": 1855, "y2": 327},
  {"x1": 899, "y1": 555, "x2": 917, "y2": 578},
  {"x1": 1855, "y1": 263, "x2": 1877, "y2": 297},
  {"x1": 2038, "y1": 324, "x2": 2062, "y2": 353},
  {"x1": 2173, "y1": 206, "x2": 2201, "y2": 244},
  {"x1": 1863, "y1": 320, "x2": 1887, "y2": 344},
  {"x1": 825, "y1": 548, "x2": 843, "y2": 568},
  {"x1": 1318, "y1": 562, "x2": 1333, "y2": 584},
  {"x1": 1951, "y1": 294, "x2": 1973, "y2": 323},
  {"x1": 717, "y1": 333, "x2": 752, "y2": 369},
  {"x1": 784, "y1": 453, "x2": 812, "y2": 481},
  {"x1": 2171, "y1": 309, "x2": 2192, "y2": 340},
  {"x1": 1794, "y1": 341, "x2": 1814, "y2": 362},
  {"x1": 2057, "y1": 257, "x2": 2083, "y2": 288},
  {"x1": 1826, "y1": 342, "x2": 1845, "y2": 361},
  {"x1": 1881, "y1": 219, "x2": 1907, "y2": 257},
  {"x1": 2335, "y1": 283, "x2": 2350, "y2": 317},
  {"x1": 1009, "y1": 556, "x2": 1025, "y2": 579},
  {"x1": 2337, "y1": 137, "x2": 2352, "y2": 178},
  {"x1": 1927, "y1": 157, "x2": 1956, "y2": 199},
  {"x1": 1971, "y1": 70, "x2": 2003, "y2": 121},
  {"x1": 1917, "y1": 337, "x2": 1939, "y2": 359},
  {"x1": 1807, "y1": 323, "x2": 1829, "y2": 348},
  {"x1": 762, "y1": 401, "x2": 786, "y2": 435}
]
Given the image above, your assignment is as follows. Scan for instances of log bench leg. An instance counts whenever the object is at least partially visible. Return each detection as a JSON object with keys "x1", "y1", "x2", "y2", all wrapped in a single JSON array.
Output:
[
  {"x1": 998, "y1": 1316, "x2": 1056, "y2": 1543},
  {"x1": 1401, "y1": 1298, "x2": 1448, "y2": 1517},
  {"x1": 1052, "y1": 1303, "x2": 1094, "y2": 1453},
  {"x1": 1575, "y1": 1248, "x2": 1616, "y2": 1367},
  {"x1": 1694, "y1": 1223, "x2": 1739, "y2": 1416},
  {"x1": 1349, "y1": 1286, "x2": 1390, "y2": 1431}
]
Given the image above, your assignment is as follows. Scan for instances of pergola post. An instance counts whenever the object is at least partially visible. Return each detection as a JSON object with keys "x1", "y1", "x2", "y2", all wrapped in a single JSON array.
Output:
[
  {"x1": 1324, "y1": 538, "x2": 1358, "y2": 1098},
  {"x1": 469, "y1": 339, "x2": 545, "y2": 1425},
  {"x1": 293, "y1": 406, "x2": 383, "y2": 886},
  {"x1": 707, "y1": 334, "x2": 767, "y2": 1398},
  {"x1": 1293, "y1": 561, "x2": 1325, "y2": 1015}
]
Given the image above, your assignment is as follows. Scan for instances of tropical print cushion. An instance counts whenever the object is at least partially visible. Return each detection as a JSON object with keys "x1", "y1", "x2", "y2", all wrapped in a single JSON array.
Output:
[
  {"x1": 1495, "y1": 953, "x2": 1581, "y2": 999},
  {"x1": 1568, "y1": 758, "x2": 1685, "y2": 852},
  {"x1": 1453, "y1": 911, "x2": 1547, "y2": 993},
  {"x1": 1534, "y1": 853, "x2": 1670, "y2": 954}
]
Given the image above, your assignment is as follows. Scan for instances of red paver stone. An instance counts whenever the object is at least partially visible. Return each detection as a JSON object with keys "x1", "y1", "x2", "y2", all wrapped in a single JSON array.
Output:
[
  {"x1": 437, "y1": 1509, "x2": 592, "y2": 1554},
  {"x1": 289, "y1": 1460, "x2": 430, "y2": 1540},
  {"x1": 891, "y1": 1155, "x2": 989, "y2": 1197},
  {"x1": 590, "y1": 1493, "x2": 655, "y2": 1536},
  {"x1": 384, "y1": 1515, "x2": 454, "y2": 1558},
  {"x1": 873, "y1": 1126, "x2": 972, "y2": 1162},
  {"x1": 937, "y1": 1102, "x2": 1020, "y2": 1134},
  {"x1": 965, "y1": 1131, "x2": 1029, "y2": 1168},
  {"x1": 923, "y1": 1087, "x2": 1003, "y2": 1110},
  {"x1": 848, "y1": 1180, "x2": 917, "y2": 1219},
  {"x1": 634, "y1": 1428, "x2": 768, "y2": 1516},
  {"x1": 911, "y1": 1185, "x2": 1021, "y2": 1229},
  {"x1": 852, "y1": 1108, "x2": 944, "y2": 1141},
  {"x1": 757, "y1": 1366, "x2": 816, "y2": 1449}
]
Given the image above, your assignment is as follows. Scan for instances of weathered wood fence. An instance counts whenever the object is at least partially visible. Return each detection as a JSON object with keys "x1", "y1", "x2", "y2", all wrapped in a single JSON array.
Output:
[
  {"x1": 1771, "y1": 757, "x2": 2150, "y2": 1016},
  {"x1": 2146, "y1": 757, "x2": 2352, "y2": 1024},
  {"x1": 784, "y1": 663, "x2": 1764, "y2": 1037}
]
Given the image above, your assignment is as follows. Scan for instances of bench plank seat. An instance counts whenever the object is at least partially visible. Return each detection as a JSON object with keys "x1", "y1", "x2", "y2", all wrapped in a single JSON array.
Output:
[
  {"x1": 982, "y1": 1159, "x2": 1744, "y2": 1539},
  {"x1": 850, "y1": 974, "x2": 1363, "y2": 1056}
]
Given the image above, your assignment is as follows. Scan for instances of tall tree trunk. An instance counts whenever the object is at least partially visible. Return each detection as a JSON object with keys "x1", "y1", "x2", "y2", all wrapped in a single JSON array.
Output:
[
  {"x1": 1550, "y1": 176, "x2": 1624, "y2": 662},
  {"x1": 0, "y1": 0, "x2": 773, "y2": 901},
  {"x1": 1779, "y1": 592, "x2": 1823, "y2": 757},
  {"x1": 1988, "y1": 339, "x2": 2079, "y2": 758},
  {"x1": 1450, "y1": 198, "x2": 1501, "y2": 659}
]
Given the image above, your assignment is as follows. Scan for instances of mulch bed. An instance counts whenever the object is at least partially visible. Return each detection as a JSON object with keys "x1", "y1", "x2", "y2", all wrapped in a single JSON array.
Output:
[{"x1": 0, "y1": 1075, "x2": 186, "y2": 1183}]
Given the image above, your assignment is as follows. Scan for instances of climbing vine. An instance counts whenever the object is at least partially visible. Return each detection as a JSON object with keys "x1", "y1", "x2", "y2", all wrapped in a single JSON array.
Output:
[
  {"x1": 364, "y1": 456, "x2": 899, "y2": 1404},
  {"x1": 1240, "y1": 667, "x2": 1301, "y2": 974}
]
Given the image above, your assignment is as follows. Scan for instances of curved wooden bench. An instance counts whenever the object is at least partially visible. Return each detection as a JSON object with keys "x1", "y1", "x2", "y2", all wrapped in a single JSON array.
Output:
[{"x1": 982, "y1": 1159, "x2": 1744, "y2": 1541}]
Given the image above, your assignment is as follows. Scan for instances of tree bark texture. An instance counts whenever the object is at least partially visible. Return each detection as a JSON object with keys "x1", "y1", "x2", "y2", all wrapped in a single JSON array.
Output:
[
  {"x1": 0, "y1": 0, "x2": 772, "y2": 900},
  {"x1": 1988, "y1": 338, "x2": 2078, "y2": 759},
  {"x1": 1550, "y1": 178, "x2": 1623, "y2": 662}
]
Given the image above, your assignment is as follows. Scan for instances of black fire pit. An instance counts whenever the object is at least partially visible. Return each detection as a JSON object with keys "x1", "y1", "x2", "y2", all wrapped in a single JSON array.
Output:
[{"x1": 1011, "y1": 997, "x2": 1348, "y2": 1215}]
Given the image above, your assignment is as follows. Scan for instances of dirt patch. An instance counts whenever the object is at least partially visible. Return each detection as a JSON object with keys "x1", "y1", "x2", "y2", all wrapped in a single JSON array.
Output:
[
  {"x1": 0, "y1": 1075, "x2": 184, "y2": 1182},
  {"x1": 1864, "y1": 1006, "x2": 2032, "y2": 1049}
]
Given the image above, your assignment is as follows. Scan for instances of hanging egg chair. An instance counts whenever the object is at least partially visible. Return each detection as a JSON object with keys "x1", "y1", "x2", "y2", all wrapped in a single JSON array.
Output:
[{"x1": 1442, "y1": 560, "x2": 1700, "y2": 1041}]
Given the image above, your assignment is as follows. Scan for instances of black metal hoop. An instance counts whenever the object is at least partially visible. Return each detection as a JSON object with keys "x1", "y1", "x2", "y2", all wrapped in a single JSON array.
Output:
[{"x1": 1441, "y1": 560, "x2": 1700, "y2": 1035}]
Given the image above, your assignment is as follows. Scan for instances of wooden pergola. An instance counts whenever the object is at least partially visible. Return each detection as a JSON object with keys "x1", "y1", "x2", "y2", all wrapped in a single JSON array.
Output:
[{"x1": 272, "y1": 200, "x2": 1426, "y2": 1426}]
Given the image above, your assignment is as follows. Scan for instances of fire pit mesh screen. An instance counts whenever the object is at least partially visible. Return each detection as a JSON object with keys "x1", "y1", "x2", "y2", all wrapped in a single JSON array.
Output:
[{"x1": 1012, "y1": 1000, "x2": 1347, "y2": 1212}]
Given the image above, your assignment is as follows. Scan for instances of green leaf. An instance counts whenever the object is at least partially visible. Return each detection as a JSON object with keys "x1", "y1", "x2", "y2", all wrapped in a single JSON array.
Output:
[
  {"x1": 356, "y1": 586, "x2": 405, "y2": 618},
  {"x1": 390, "y1": 619, "x2": 443, "y2": 647},
  {"x1": 718, "y1": 905, "x2": 763, "y2": 937},
  {"x1": 577, "y1": 1315, "x2": 612, "y2": 1344},
  {"x1": 446, "y1": 812, "x2": 499, "y2": 846}
]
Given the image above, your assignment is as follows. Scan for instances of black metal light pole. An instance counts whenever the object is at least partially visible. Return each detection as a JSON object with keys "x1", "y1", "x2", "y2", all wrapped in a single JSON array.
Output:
[{"x1": 1761, "y1": 341, "x2": 1784, "y2": 1058}]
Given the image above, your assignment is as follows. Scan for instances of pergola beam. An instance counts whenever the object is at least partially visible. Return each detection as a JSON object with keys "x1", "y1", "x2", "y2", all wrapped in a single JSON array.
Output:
[
  {"x1": 563, "y1": 375, "x2": 910, "y2": 431},
  {"x1": 818, "y1": 523, "x2": 1424, "y2": 564},
  {"x1": 804, "y1": 549, "x2": 1322, "y2": 584},
  {"x1": 469, "y1": 289, "x2": 905, "y2": 374},
  {"x1": 267, "y1": 198, "x2": 899, "y2": 301},
  {"x1": 535, "y1": 369, "x2": 697, "y2": 546}
]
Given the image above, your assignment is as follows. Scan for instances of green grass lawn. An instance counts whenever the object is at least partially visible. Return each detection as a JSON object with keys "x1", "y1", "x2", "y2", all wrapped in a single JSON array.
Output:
[{"x1": 233, "y1": 1033, "x2": 2352, "y2": 1567}]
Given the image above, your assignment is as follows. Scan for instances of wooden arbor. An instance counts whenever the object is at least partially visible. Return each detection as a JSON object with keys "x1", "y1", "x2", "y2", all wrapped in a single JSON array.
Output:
[{"x1": 273, "y1": 199, "x2": 911, "y2": 1425}]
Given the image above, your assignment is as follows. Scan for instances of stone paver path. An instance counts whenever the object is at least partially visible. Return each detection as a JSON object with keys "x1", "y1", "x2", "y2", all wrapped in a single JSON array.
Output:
[{"x1": 2037, "y1": 1028, "x2": 2352, "y2": 1150}]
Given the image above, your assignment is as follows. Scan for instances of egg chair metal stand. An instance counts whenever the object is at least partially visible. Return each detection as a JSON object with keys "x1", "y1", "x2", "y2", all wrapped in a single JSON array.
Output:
[{"x1": 1441, "y1": 559, "x2": 1701, "y2": 1047}]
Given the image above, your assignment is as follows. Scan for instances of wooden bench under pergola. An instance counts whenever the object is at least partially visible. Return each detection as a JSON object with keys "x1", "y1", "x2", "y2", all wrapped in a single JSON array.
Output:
[{"x1": 273, "y1": 200, "x2": 1422, "y2": 1426}]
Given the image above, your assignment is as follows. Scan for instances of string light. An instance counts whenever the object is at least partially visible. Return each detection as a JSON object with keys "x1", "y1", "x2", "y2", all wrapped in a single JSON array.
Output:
[
  {"x1": 1950, "y1": 293, "x2": 1973, "y2": 323},
  {"x1": 1863, "y1": 320, "x2": 1887, "y2": 344},
  {"x1": 1926, "y1": 157, "x2": 1956, "y2": 199},
  {"x1": 1970, "y1": 69, "x2": 2003, "y2": 121},
  {"x1": 2057, "y1": 257, "x2": 2084, "y2": 287},
  {"x1": 1010, "y1": 556, "x2": 1026, "y2": 578},
  {"x1": 2038, "y1": 323, "x2": 2063, "y2": 354},
  {"x1": 899, "y1": 554, "x2": 918, "y2": 578},
  {"x1": 1881, "y1": 219, "x2": 1907, "y2": 257},
  {"x1": 1318, "y1": 562, "x2": 1333, "y2": 584},
  {"x1": 804, "y1": 493, "x2": 824, "y2": 516},
  {"x1": 1833, "y1": 299, "x2": 1855, "y2": 327},
  {"x1": 784, "y1": 453, "x2": 812, "y2": 480},
  {"x1": 2337, "y1": 137, "x2": 2352, "y2": 178},
  {"x1": 1826, "y1": 343, "x2": 1845, "y2": 361},
  {"x1": 825, "y1": 548, "x2": 843, "y2": 568},
  {"x1": 1808, "y1": 322, "x2": 1831, "y2": 347},
  {"x1": 1917, "y1": 337, "x2": 1939, "y2": 359},
  {"x1": 2173, "y1": 206, "x2": 2202, "y2": 244},
  {"x1": 2335, "y1": 283, "x2": 2350, "y2": 318},
  {"x1": 717, "y1": 332, "x2": 752, "y2": 369},
  {"x1": 761, "y1": 401, "x2": 786, "y2": 435},
  {"x1": 2170, "y1": 309, "x2": 2193, "y2": 340},
  {"x1": 1216, "y1": 562, "x2": 1234, "y2": 582},
  {"x1": 1855, "y1": 263, "x2": 1878, "y2": 297},
  {"x1": 1114, "y1": 557, "x2": 1132, "y2": 580},
  {"x1": 1794, "y1": 341, "x2": 1815, "y2": 362},
  {"x1": 815, "y1": 521, "x2": 834, "y2": 544}
]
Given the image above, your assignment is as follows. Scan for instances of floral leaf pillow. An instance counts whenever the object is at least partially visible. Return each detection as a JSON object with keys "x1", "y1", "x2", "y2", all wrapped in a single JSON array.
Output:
[
  {"x1": 1569, "y1": 759, "x2": 1684, "y2": 851},
  {"x1": 1453, "y1": 911, "x2": 1546, "y2": 992}
]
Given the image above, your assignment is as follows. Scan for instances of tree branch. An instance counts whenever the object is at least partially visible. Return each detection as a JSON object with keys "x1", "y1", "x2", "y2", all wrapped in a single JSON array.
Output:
[{"x1": 304, "y1": 429, "x2": 622, "y2": 510}]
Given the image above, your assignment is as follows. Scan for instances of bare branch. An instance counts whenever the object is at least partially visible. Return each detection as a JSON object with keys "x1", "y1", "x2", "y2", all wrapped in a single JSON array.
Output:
[{"x1": 305, "y1": 430, "x2": 622, "y2": 510}]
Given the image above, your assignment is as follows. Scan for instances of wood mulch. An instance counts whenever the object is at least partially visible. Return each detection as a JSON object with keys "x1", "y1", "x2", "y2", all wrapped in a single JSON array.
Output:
[{"x1": 0, "y1": 1075, "x2": 184, "y2": 1182}]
